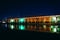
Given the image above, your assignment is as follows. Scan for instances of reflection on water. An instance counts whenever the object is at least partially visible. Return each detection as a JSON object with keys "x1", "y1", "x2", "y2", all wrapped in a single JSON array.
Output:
[
  {"x1": 1, "y1": 23, "x2": 60, "y2": 33},
  {"x1": 1, "y1": 15, "x2": 60, "y2": 33}
]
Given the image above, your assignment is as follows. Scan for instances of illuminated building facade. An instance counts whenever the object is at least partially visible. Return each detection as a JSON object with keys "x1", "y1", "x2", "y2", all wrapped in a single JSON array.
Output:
[{"x1": 2, "y1": 15, "x2": 60, "y2": 33}]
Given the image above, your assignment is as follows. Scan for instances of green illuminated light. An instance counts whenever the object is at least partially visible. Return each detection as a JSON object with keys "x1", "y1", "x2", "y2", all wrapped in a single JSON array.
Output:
[
  {"x1": 51, "y1": 25, "x2": 58, "y2": 32},
  {"x1": 57, "y1": 25, "x2": 60, "y2": 32},
  {"x1": 19, "y1": 25, "x2": 25, "y2": 30},
  {"x1": 51, "y1": 28, "x2": 57, "y2": 32},
  {"x1": 57, "y1": 17, "x2": 60, "y2": 21},
  {"x1": 19, "y1": 18, "x2": 25, "y2": 23},
  {"x1": 51, "y1": 25, "x2": 54, "y2": 28},
  {"x1": 57, "y1": 28, "x2": 60, "y2": 32},
  {"x1": 53, "y1": 28, "x2": 57, "y2": 32},
  {"x1": 10, "y1": 25, "x2": 14, "y2": 29},
  {"x1": 10, "y1": 19, "x2": 15, "y2": 22},
  {"x1": 51, "y1": 16, "x2": 56, "y2": 22}
]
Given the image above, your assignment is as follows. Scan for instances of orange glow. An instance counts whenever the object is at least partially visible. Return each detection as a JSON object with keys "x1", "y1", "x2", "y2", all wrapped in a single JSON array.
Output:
[
  {"x1": 30, "y1": 26, "x2": 33, "y2": 30},
  {"x1": 38, "y1": 17, "x2": 43, "y2": 22},
  {"x1": 26, "y1": 18, "x2": 30, "y2": 22},
  {"x1": 22, "y1": 16, "x2": 52, "y2": 23},
  {"x1": 43, "y1": 16, "x2": 51, "y2": 23},
  {"x1": 40, "y1": 17, "x2": 44, "y2": 22},
  {"x1": 33, "y1": 18, "x2": 37, "y2": 22},
  {"x1": 26, "y1": 17, "x2": 37, "y2": 23},
  {"x1": 26, "y1": 25, "x2": 36, "y2": 31},
  {"x1": 29, "y1": 18, "x2": 33, "y2": 23}
]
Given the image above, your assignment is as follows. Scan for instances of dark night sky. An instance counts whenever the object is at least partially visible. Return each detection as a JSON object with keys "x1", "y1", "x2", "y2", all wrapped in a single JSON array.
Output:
[
  {"x1": 0, "y1": 0, "x2": 60, "y2": 19},
  {"x1": 0, "y1": 0, "x2": 60, "y2": 39}
]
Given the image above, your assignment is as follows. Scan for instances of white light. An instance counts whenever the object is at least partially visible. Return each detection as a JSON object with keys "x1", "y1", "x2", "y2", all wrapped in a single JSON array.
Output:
[
  {"x1": 43, "y1": 25, "x2": 46, "y2": 29},
  {"x1": 10, "y1": 25, "x2": 14, "y2": 29},
  {"x1": 53, "y1": 28, "x2": 57, "y2": 32},
  {"x1": 52, "y1": 16, "x2": 56, "y2": 21},
  {"x1": 10, "y1": 19, "x2": 14, "y2": 22},
  {"x1": 2, "y1": 21, "x2": 6, "y2": 23}
]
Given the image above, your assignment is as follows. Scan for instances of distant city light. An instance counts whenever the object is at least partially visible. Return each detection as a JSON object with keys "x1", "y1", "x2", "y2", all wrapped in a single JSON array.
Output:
[
  {"x1": 51, "y1": 25, "x2": 54, "y2": 28},
  {"x1": 51, "y1": 16, "x2": 56, "y2": 22},
  {"x1": 19, "y1": 25, "x2": 25, "y2": 30},
  {"x1": 1, "y1": 15, "x2": 60, "y2": 33},
  {"x1": 19, "y1": 18, "x2": 25, "y2": 23},
  {"x1": 57, "y1": 17, "x2": 60, "y2": 21},
  {"x1": 2, "y1": 21, "x2": 6, "y2": 23},
  {"x1": 10, "y1": 25, "x2": 14, "y2": 29},
  {"x1": 53, "y1": 28, "x2": 57, "y2": 32},
  {"x1": 10, "y1": 19, "x2": 15, "y2": 22}
]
